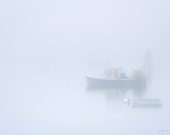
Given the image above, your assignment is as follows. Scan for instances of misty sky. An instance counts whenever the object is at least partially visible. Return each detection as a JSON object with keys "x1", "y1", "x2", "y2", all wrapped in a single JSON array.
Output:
[{"x1": 0, "y1": 0, "x2": 170, "y2": 61}]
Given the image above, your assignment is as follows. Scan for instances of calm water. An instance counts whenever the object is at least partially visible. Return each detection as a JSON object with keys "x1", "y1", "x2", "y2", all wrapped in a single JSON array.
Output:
[{"x1": 0, "y1": 52, "x2": 169, "y2": 135}]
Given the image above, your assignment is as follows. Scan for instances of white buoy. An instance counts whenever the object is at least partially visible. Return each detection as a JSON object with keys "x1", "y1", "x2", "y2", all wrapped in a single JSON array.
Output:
[{"x1": 123, "y1": 98, "x2": 130, "y2": 105}]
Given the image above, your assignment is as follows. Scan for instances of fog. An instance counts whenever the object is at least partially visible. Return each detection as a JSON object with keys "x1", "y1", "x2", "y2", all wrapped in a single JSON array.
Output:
[{"x1": 0, "y1": 0, "x2": 170, "y2": 135}]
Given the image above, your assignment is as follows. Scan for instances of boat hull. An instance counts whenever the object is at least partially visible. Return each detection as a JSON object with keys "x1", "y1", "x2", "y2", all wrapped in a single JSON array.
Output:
[{"x1": 86, "y1": 75, "x2": 147, "y2": 89}]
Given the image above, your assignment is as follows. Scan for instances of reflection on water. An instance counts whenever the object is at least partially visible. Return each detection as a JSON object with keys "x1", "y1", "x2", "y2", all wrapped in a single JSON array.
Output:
[
  {"x1": 86, "y1": 84, "x2": 150, "y2": 108},
  {"x1": 87, "y1": 80, "x2": 163, "y2": 109}
]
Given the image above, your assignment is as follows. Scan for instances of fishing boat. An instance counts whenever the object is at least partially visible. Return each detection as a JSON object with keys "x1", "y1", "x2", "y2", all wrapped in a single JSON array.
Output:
[{"x1": 86, "y1": 50, "x2": 152, "y2": 89}]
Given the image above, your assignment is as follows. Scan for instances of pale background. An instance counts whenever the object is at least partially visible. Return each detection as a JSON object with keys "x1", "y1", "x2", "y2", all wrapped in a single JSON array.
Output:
[{"x1": 0, "y1": 0, "x2": 170, "y2": 135}]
